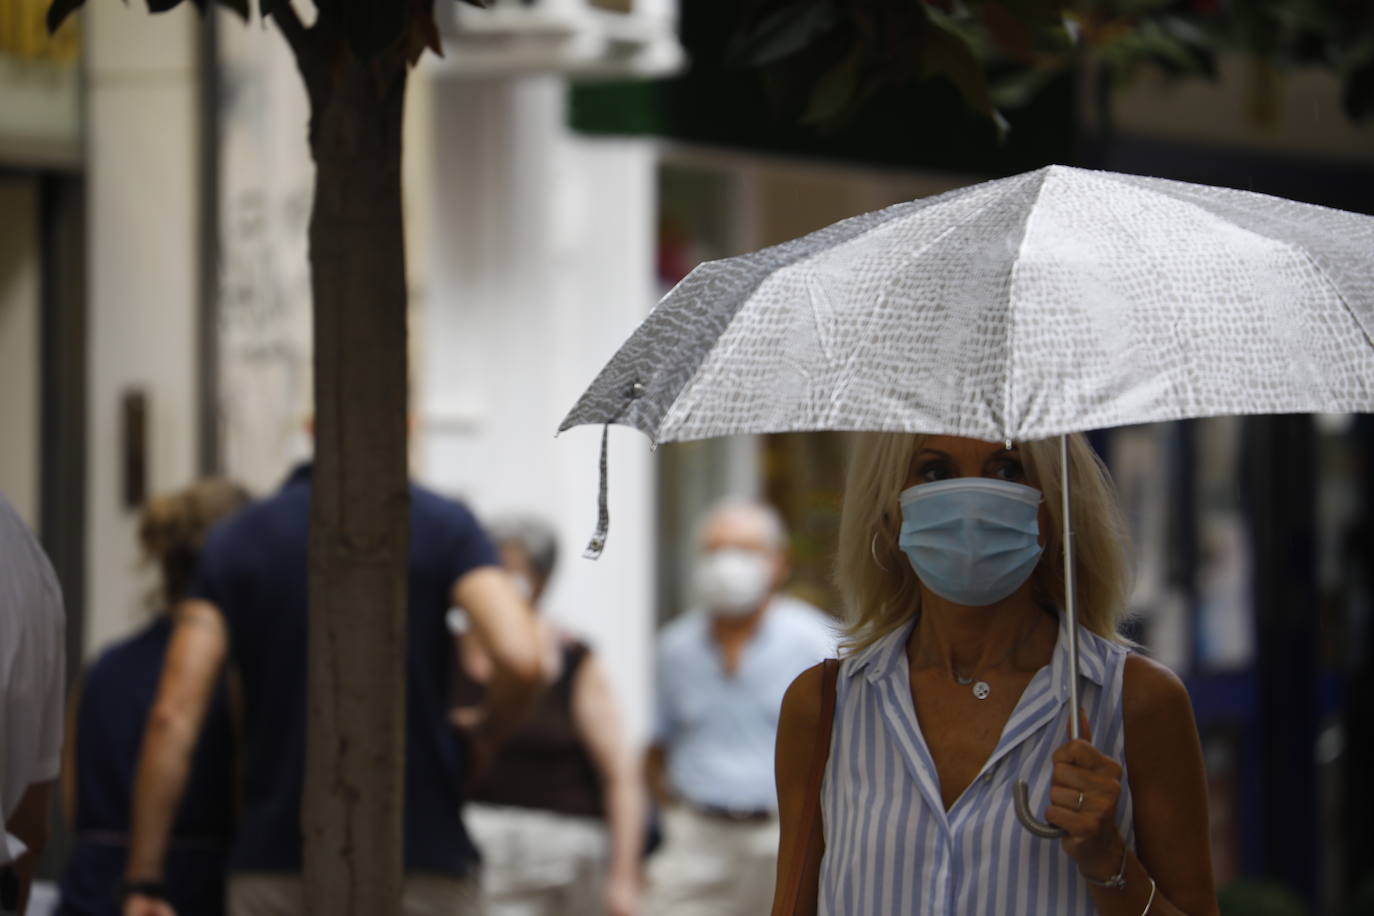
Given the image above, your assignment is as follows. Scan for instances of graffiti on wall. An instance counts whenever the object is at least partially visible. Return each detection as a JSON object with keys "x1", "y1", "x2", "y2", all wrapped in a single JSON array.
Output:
[{"x1": 215, "y1": 10, "x2": 315, "y2": 493}]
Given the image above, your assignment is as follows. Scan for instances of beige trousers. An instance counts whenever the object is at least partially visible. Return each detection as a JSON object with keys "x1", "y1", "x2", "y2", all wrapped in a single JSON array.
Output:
[
  {"x1": 227, "y1": 872, "x2": 482, "y2": 916},
  {"x1": 645, "y1": 806, "x2": 779, "y2": 916}
]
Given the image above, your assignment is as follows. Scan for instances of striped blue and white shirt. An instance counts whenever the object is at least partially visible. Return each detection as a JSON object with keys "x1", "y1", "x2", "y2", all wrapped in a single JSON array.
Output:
[{"x1": 819, "y1": 609, "x2": 1133, "y2": 915}]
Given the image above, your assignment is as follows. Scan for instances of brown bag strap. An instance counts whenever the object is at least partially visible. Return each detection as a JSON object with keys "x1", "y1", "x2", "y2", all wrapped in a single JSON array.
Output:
[{"x1": 777, "y1": 657, "x2": 840, "y2": 916}]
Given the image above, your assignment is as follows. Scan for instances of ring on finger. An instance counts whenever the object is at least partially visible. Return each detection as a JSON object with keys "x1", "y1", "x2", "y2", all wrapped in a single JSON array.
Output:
[{"x1": 1074, "y1": 791, "x2": 1085, "y2": 811}]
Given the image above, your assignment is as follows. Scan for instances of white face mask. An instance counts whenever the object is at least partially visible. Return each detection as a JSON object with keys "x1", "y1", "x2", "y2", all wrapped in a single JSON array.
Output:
[{"x1": 695, "y1": 548, "x2": 773, "y2": 617}]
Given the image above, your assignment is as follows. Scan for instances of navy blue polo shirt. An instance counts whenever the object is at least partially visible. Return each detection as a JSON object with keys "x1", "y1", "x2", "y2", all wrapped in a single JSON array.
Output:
[{"x1": 190, "y1": 465, "x2": 499, "y2": 876}]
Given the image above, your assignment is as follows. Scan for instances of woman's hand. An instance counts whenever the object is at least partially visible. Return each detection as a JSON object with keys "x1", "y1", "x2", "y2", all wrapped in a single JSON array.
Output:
[
  {"x1": 1044, "y1": 711, "x2": 1126, "y2": 882},
  {"x1": 603, "y1": 873, "x2": 639, "y2": 916}
]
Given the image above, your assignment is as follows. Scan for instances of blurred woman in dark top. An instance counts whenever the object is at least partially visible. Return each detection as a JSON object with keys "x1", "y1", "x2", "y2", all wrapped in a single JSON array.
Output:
[
  {"x1": 452, "y1": 516, "x2": 645, "y2": 916},
  {"x1": 58, "y1": 478, "x2": 250, "y2": 916}
]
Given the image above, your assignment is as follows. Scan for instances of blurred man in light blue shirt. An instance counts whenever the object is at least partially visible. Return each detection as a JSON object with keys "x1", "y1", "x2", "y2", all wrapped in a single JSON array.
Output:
[{"x1": 645, "y1": 499, "x2": 836, "y2": 916}]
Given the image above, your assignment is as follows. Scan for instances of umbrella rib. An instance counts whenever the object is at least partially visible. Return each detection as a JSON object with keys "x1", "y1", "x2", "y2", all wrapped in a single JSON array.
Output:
[
  {"x1": 1003, "y1": 169, "x2": 1055, "y2": 441},
  {"x1": 1294, "y1": 248, "x2": 1374, "y2": 356},
  {"x1": 1290, "y1": 246, "x2": 1374, "y2": 405}
]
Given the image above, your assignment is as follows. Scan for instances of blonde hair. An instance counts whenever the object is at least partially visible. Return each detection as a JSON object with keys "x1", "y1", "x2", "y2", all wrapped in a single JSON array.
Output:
[
  {"x1": 835, "y1": 433, "x2": 1132, "y2": 652},
  {"x1": 140, "y1": 477, "x2": 252, "y2": 607}
]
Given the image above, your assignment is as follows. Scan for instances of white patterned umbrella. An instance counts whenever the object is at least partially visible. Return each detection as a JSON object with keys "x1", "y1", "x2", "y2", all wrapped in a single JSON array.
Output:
[
  {"x1": 563, "y1": 165, "x2": 1374, "y2": 446},
  {"x1": 559, "y1": 164, "x2": 1374, "y2": 836}
]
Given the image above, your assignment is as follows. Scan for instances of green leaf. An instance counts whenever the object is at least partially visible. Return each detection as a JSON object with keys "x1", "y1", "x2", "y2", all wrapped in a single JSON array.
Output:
[
  {"x1": 801, "y1": 47, "x2": 862, "y2": 125},
  {"x1": 981, "y1": 2, "x2": 1036, "y2": 64},
  {"x1": 922, "y1": 13, "x2": 996, "y2": 118},
  {"x1": 727, "y1": 0, "x2": 842, "y2": 67},
  {"x1": 46, "y1": 0, "x2": 86, "y2": 33},
  {"x1": 921, "y1": 9, "x2": 1010, "y2": 139},
  {"x1": 989, "y1": 65, "x2": 1057, "y2": 109}
]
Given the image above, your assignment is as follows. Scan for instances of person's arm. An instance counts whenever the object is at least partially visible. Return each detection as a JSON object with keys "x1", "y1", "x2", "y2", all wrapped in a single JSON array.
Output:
[
  {"x1": 6, "y1": 780, "x2": 53, "y2": 915},
  {"x1": 644, "y1": 638, "x2": 676, "y2": 808},
  {"x1": 571, "y1": 652, "x2": 644, "y2": 916},
  {"x1": 770, "y1": 663, "x2": 827, "y2": 916},
  {"x1": 61, "y1": 675, "x2": 83, "y2": 828},
  {"x1": 1043, "y1": 654, "x2": 1219, "y2": 916},
  {"x1": 451, "y1": 567, "x2": 542, "y2": 778},
  {"x1": 124, "y1": 600, "x2": 230, "y2": 916}
]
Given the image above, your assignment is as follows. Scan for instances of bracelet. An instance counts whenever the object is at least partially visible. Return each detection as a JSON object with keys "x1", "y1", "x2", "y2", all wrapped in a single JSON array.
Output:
[
  {"x1": 1083, "y1": 842, "x2": 1129, "y2": 890},
  {"x1": 1140, "y1": 877, "x2": 1157, "y2": 915},
  {"x1": 118, "y1": 880, "x2": 167, "y2": 902}
]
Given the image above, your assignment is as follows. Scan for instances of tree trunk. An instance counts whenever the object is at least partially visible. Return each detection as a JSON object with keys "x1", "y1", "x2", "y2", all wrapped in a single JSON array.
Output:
[{"x1": 300, "y1": 43, "x2": 411, "y2": 915}]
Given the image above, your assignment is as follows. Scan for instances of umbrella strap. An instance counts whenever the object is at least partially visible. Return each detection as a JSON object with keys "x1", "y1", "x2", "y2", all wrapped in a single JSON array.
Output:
[{"x1": 582, "y1": 424, "x2": 611, "y2": 560}]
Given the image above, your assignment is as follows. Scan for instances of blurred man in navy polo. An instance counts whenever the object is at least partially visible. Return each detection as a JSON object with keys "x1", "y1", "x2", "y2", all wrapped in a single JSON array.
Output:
[{"x1": 120, "y1": 462, "x2": 543, "y2": 916}]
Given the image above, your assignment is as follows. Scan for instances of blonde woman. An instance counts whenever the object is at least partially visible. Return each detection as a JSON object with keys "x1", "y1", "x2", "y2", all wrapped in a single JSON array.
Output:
[{"x1": 772, "y1": 434, "x2": 1218, "y2": 916}]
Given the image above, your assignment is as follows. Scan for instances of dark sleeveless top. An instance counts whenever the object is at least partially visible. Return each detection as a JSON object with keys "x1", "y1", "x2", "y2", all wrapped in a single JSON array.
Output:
[
  {"x1": 453, "y1": 640, "x2": 605, "y2": 819},
  {"x1": 56, "y1": 616, "x2": 234, "y2": 916}
]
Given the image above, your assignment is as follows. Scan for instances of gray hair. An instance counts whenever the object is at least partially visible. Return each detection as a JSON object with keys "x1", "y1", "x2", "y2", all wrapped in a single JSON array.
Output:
[
  {"x1": 695, "y1": 497, "x2": 788, "y2": 553},
  {"x1": 487, "y1": 515, "x2": 559, "y2": 585}
]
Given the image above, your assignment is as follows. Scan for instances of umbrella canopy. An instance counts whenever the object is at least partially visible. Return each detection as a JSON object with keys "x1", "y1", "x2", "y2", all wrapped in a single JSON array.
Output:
[{"x1": 561, "y1": 165, "x2": 1374, "y2": 445}]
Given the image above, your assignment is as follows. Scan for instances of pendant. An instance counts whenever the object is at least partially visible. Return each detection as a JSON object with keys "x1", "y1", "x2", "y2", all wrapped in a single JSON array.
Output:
[{"x1": 972, "y1": 681, "x2": 991, "y2": 700}]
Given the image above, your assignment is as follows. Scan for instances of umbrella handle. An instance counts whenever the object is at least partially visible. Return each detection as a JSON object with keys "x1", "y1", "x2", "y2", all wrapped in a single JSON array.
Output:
[
  {"x1": 1014, "y1": 434, "x2": 1077, "y2": 842},
  {"x1": 1014, "y1": 780, "x2": 1066, "y2": 839}
]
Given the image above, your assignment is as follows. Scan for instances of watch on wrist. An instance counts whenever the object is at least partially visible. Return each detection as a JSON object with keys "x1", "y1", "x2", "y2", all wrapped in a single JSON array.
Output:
[{"x1": 118, "y1": 880, "x2": 167, "y2": 902}]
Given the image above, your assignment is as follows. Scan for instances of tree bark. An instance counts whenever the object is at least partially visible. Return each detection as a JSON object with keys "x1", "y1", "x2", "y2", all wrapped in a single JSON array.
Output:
[{"x1": 299, "y1": 37, "x2": 411, "y2": 916}]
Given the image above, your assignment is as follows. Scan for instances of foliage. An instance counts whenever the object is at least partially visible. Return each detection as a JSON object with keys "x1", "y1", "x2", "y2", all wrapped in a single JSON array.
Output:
[
  {"x1": 730, "y1": 0, "x2": 1374, "y2": 133},
  {"x1": 46, "y1": 0, "x2": 487, "y2": 64},
  {"x1": 1217, "y1": 878, "x2": 1309, "y2": 916}
]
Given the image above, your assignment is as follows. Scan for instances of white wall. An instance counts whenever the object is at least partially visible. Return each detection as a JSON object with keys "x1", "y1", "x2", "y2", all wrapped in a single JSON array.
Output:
[
  {"x1": 84, "y1": 2, "x2": 200, "y2": 656},
  {"x1": 0, "y1": 178, "x2": 39, "y2": 526},
  {"x1": 419, "y1": 76, "x2": 657, "y2": 744}
]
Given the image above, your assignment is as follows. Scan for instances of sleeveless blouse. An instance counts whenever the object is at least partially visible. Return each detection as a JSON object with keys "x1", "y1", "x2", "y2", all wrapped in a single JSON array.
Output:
[
  {"x1": 453, "y1": 640, "x2": 605, "y2": 819},
  {"x1": 819, "y1": 610, "x2": 1134, "y2": 915}
]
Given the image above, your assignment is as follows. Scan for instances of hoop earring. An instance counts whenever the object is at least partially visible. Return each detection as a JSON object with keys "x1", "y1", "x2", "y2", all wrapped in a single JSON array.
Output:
[{"x1": 871, "y1": 532, "x2": 891, "y2": 572}]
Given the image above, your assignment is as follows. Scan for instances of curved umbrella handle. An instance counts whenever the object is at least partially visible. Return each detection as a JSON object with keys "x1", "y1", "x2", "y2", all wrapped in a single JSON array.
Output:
[
  {"x1": 1014, "y1": 435, "x2": 1076, "y2": 842},
  {"x1": 1014, "y1": 780, "x2": 1066, "y2": 839}
]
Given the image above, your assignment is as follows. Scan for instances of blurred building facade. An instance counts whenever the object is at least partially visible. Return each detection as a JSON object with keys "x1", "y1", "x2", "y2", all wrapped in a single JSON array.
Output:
[{"x1": 5, "y1": 1, "x2": 1374, "y2": 912}]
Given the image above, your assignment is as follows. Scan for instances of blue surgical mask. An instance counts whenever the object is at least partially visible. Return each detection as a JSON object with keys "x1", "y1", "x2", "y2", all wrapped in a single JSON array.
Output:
[{"x1": 898, "y1": 477, "x2": 1044, "y2": 607}]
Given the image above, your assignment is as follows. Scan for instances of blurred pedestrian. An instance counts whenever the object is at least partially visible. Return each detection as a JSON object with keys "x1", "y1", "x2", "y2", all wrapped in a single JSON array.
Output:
[
  {"x1": 454, "y1": 516, "x2": 645, "y2": 916},
  {"x1": 772, "y1": 434, "x2": 1217, "y2": 915},
  {"x1": 57, "y1": 478, "x2": 250, "y2": 916},
  {"x1": 0, "y1": 492, "x2": 66, "y2": 916},
  {"x1": 646, "y1": 499, "x2": 836, "y2": 916},
  {"x1": 120, "y1": 458, "x2": 544, "y2": 916}
]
